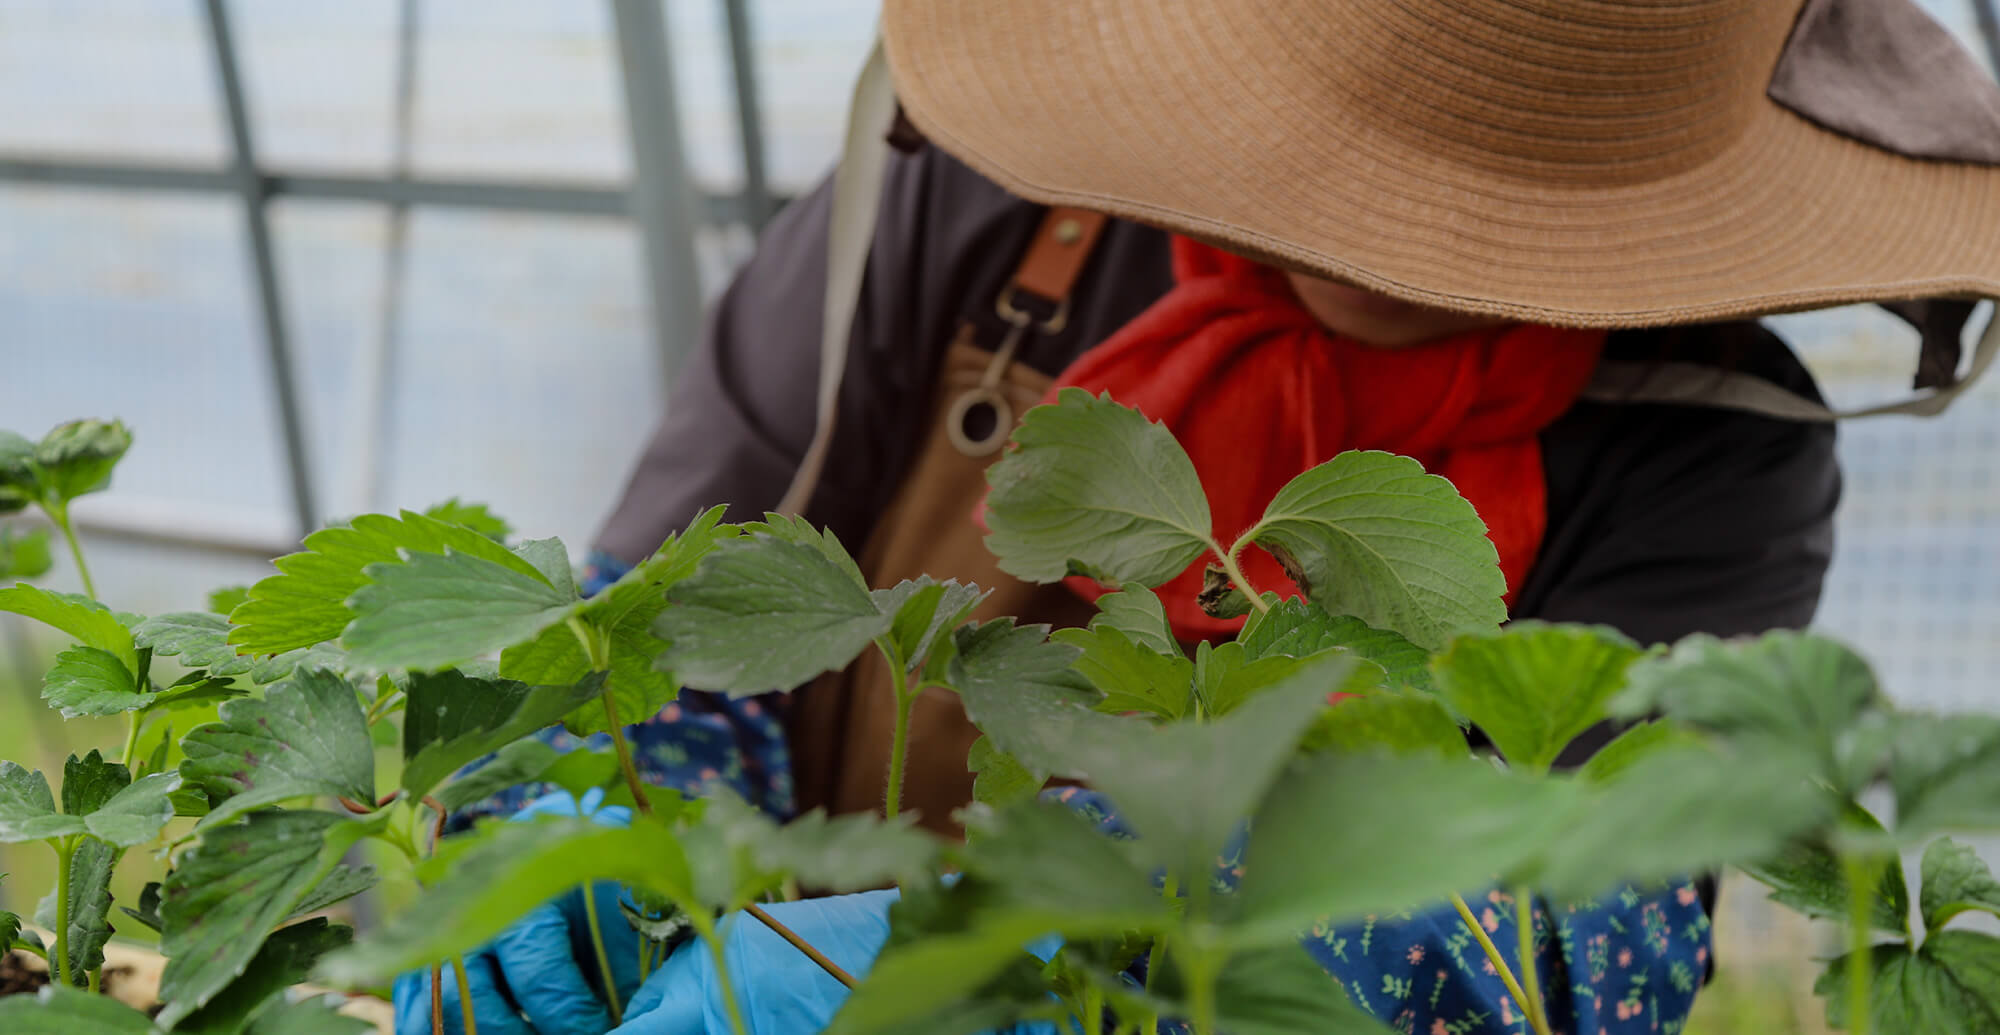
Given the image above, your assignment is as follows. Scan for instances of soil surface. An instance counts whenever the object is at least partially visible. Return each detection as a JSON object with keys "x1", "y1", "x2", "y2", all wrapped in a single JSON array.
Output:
[{"x1": 0, "y1": 950, "x2": 148, "y2": 1010}]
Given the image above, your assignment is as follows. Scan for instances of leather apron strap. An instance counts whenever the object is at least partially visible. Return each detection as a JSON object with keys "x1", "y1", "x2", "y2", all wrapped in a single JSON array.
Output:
[{"x1": 787, "y1": 206, "x2": 1108, "y2": 835}]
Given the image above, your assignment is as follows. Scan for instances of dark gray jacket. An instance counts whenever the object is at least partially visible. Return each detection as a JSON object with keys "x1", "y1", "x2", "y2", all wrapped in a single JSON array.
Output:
[{"x1": 600, "y1": 144, "x2": 1841, "y2": 669}]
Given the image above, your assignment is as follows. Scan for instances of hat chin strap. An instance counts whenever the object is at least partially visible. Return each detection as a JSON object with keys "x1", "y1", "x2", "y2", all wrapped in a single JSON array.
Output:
[{"x1": 1583, "y1": 300, "x2": 2000, "y2": 422}]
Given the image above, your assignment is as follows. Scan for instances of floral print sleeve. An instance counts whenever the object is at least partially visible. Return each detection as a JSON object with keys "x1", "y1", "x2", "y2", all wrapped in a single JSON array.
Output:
[{"x1": 1049, "y1": 786, "x2": 1711, "y2": 1035}]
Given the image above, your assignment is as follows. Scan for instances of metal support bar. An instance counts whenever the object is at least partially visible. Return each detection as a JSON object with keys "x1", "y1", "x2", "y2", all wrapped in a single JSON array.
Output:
[
  {"x1": 201, "y1": 0, "x2": 320, "y2": 537},
  {"x1": 720, "y1": 0, "x2": 774, "y2": 229},
  {"x1": 609, "y1": 0, "x2": 709, "y2": 391},
  {"x1": 0, "y1": 158, "x2": 780, "y2": 224},
  {"x1": 1975, "y1": 0, "x2": 2000, "y2": 79}
]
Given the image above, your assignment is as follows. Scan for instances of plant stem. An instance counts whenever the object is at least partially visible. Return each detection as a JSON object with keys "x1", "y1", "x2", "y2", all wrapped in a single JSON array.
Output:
[
  {"x1": 1515, "y1": 888, "x2": 1550, "y2": 1035},
  {"x1": 429, "y1": 962, "x2": 443, "y2": 1035},
  {"x1": 638, "y1": 936, "x2": 655, "y2": 982},
  {"x1": 580, "y1": 880, "x2": 624, "y2": 1026},
  {"x1": 1182, "y1": 948, "x2": 1220, "y2": 1035},
  {"x1": 881, "y1": 642, "x2": 913, "y2": 819},
  {"x1": 47, "y1": 504, "x2": 96, "y2": 600},
  {"x1": 745, "y1": 902, "x2": 857, "y2": 988},
  {"x1": 570, "y1": 617, "x2": 653, "y2": 817},
  {"x1": 364, "y1": 688, "x2": 405, "y2": 726},
  {"x1": 1216, "y1": 544, "x2": 1272, "y2": 616},
  {"x1": 705, "y1": 928, "x2": 752, "y2": 1035},
  {"x1": 119, "y1": 711, "x2": 143, "y2": 769},
  {"x1": 449, "y1": 955, "x2": 479, "y2": 1035},
  {"x1": 1842, "y1": 854, "x2": 1878, "y2": 1035},
  {"x1": 50, "y1": 837, "x2": 71, "y2": 987},
  {"x1": 87, "y1": 966, "x2": 100, "y2": 995},
  {"x1": 1450, "y1": 891, "x2": 1548, "y2": 1035}
]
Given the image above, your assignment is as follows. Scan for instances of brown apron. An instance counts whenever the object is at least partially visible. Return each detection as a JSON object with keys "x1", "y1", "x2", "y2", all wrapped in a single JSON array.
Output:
[{"x1": 788, "y1": 208, "x2": 1109, "y2": 836}]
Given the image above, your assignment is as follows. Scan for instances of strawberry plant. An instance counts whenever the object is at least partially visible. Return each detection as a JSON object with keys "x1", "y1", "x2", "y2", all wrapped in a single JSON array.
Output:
[{"x1": 0, "y1": 393, "x2": 1994, "y2": 1034}]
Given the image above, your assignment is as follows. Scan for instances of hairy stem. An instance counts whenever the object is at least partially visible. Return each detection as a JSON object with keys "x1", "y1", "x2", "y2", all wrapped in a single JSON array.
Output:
[
  {"x1": 364, "y1": 688, "x2": 405, "y2": 726},
  {"x1": 449, "y1": 955, "x2": 479, "y2": 1035},
  {"x1": 87, "y1": 966, "x2": 100, "y2": 995},
  {"x1": 1450, "y1": 891, "x2": 1547, "y2": 1035},
  {"x1": 580, "y1": 881, "x2": 624, "y2": 1026},
  {"x1": 51, "y1": 837, "x2": 72, "y2": 987},
  {"x1": 880, "y1": 640, "x2": 913, "y2": 819},
  {"x1": 571, "y1": 617, "x2": 652, "y2": 816},
  {"x1": 1515, "y1": 888, "x2": 1550, "y2": 1035},
  {"x1": 47, "y1": 504, "x2": 96, "y2": 600},
  {"x1": 1843, "y1": 854, "x2": 1878, "y2": 1035},
  {"x1": 1208, "y1": 543, "x2": 1272, "y2": 615},
  {"x1": 430, "y1": 962, "x2": 443, "y2": 1035},
  {"x1": 705, "y1": 927, "x2": 752, "y2": 1035},
  {"x1": 746, "y1": 902, "x2": 857, "y2": 988}
]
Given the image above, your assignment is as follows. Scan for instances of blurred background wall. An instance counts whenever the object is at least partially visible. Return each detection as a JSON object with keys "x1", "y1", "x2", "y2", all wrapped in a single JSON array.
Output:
[{"x1": 1, "y1": 3, "x2": 1997, "y2": 1031}]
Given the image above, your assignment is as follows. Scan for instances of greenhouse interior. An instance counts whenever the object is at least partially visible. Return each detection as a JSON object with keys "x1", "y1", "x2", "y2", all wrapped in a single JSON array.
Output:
[{"x1": 2, "y1": 1, "x2": 1999, "y2": 1033}]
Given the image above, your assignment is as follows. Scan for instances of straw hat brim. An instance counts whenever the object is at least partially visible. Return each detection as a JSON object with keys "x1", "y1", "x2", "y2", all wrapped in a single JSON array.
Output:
[{"x1": 882, "y1": 2, "x2": 2000, "y2": 328}]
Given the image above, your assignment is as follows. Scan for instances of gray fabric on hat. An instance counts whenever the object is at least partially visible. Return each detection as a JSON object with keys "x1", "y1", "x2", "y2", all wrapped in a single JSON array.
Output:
[{"x1": 1769, "y1": 0, "x2": 2000, "y2": 165}]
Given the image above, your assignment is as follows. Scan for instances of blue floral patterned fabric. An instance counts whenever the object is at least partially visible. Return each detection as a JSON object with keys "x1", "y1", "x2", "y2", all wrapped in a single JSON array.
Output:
[
  {"x1": 467, "y1": 555, "x2": 1710, "y2": 1034},
  {"x1": 1048, "y1": 786, "x2": 1711, "y2": 1035}
]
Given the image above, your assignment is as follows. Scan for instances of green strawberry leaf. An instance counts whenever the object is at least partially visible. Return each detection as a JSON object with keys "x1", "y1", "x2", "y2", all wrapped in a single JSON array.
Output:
[
  {"x1": 982, "y1": 388, "x2": 1214, "y2": 588},
  {"x1": 316, "y1": 817, "x2": 692, "y2": 987},
  {"x1": 245, "y1": 643, "x2": 350, "y2": 686},
  {"x1": 512, "y1": 537, "x2": 576, "y2": 596},
  {"x1": 1817, "y1": 931, "x2": 2000, "y2": 1034},
  {"x1": 149, "y1": 672, "x2": 247, "y2": 712},
  {"x1": 874, "y1": 577, "x2": 987, "y2": 674},
  {"x1": 206, "y1": 585, "x2": 251, "y2": 616},
  {"x1": 42, "y1": 646, "x2": 153, "y2": 718},
  {"x1": 1539, "y1": 744, "x2": 1838, "y2": 903},
  {"x1": 131, "y1": 611, "x2": 254, "y2": 678},
  {"x1": 228, "y1": 509, "x2": 553, "y2": 657},
  {"x1": 0, "y1": 430, "x2": 38, "y2": 513},
  {"x1": 431, "y1": 739, "x2": 563, "y2": 814},
  {"x1": 158, "y1": 809, "x2": 385, "y2": 1028},
  {"x1": 1577, "y1": 720, "x2": 1705, "y2": 784},
  {"x1": 242, "y1": 994, "x2": 374, "y2": 1035},
  {"x1": 342, "y1": 547, "x2": 576, "y2": 672},
  {"x1": 0, "y1": 584, "x2": 137, "y2": 675},
  {"x1": 1741, "y1": 805, "x2": 1909, "y2": 937},
  {"x1": 171, "y1": 918, "x2": 353, "y2": 1035},
  {"x1": 1238, "y1": 598, "x2": 1434, "y2": 693},
  {"x1": 60, "y1": 751, "x2": 178, "y2": 847},
  {"x1": 1148, "y1": 942, "x2": 1389, "y2": 1035},
  {"x1": 1612, "y1": 631, "x2": 1883, "y2": 793},
  {"x1": 286, "y1": 865, "x2": 381, "y2": 925},
  {"x1": 654, "y1": 533, "x2": 892, "y2": 695},
  {"x1": 1236, "y1": 752, "x2": 1568, "y2": 945},
  {"x1": 0, "y1": 764, "x2": 78, "y2": 842},
  {"x1": 704, "y1": 792, "x2": 937, "y2": 893},
  {"x1": 1888, "y1": 714, "x2": 2000, "y2": 840},
  {"x1": 1240, "y1": 452, "x2": 1507, "y2": 651},
  {"x1": 1090, "y1": 586, "x2": 1182, "y2": 657},
  {"x1": 179, "y1": 667, "x2": 374, "y2": 828},
  {"x1": 422, "y1": 498, "x2": 513, "y2": 542},
  {"x1": 1069, "y1": 653, "x2": 1359, "y2": 875},
  {"x1": 503, "y1": 508, "x2": 733, "y2": 735},
  {"x1": 0, "y1": 985, "x2": 157, "y2": 1032},
  {"x1": 0, "y1": 525, "x2": 53, "y2": 579},
  {"x1": 1300, "y1": 686, "x2": 1467, "y2": 758},
  {"x1": 37, "y1": 838, "x2": 118, "y2": 984},
  {"x1": 967, "y1": 736, "x2": 1042, "y2": 812},
  {"x1": 1051, "y1": 624, "x2": 1193, "y2": 721},
  {"x1": 1431, "y1": 622, "x2": 1643, "y2": 774},
  {"x1": 1191, "y1": 640, "x2": 1328, "y2": 719},
  {"x1": 33, "y1": 420, "x2": 132, "y2": 504},
  {"x1": 0, "y1": 908, "x2": 18, "y2": 955},
  {"x1": 399, "y1": 669, "x2": 604, "y2": 800},
  {"x1": 947, "y1": 620, "x2": 1132, "y2": 783},
  {"x1": 1922, "y1": 838, "x2": 2000, "y2": 933}
]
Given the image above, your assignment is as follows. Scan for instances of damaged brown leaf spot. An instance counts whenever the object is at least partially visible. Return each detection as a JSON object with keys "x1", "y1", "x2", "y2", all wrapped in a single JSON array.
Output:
[
  {"x1": 1197, "y1": 565, "x2": 1252, "y2": 620},
  {"x1": 1266, "y1": 544, "x2": 1313, "y2": 598}
]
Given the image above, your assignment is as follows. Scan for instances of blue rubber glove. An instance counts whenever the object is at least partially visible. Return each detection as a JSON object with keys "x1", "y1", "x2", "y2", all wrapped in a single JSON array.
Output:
[
  {"x1": 394, "y1": 788, "x2": 640, "y2": 1035},
  {"x1": 607, "y1": 889, "x2": 1062, "y2": 1035}
]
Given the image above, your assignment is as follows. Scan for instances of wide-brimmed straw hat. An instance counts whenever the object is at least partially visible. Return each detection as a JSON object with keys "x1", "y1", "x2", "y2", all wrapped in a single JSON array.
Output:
[{"x1": 881, "y1": 0, "x2": 2000, "y2": 330}]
